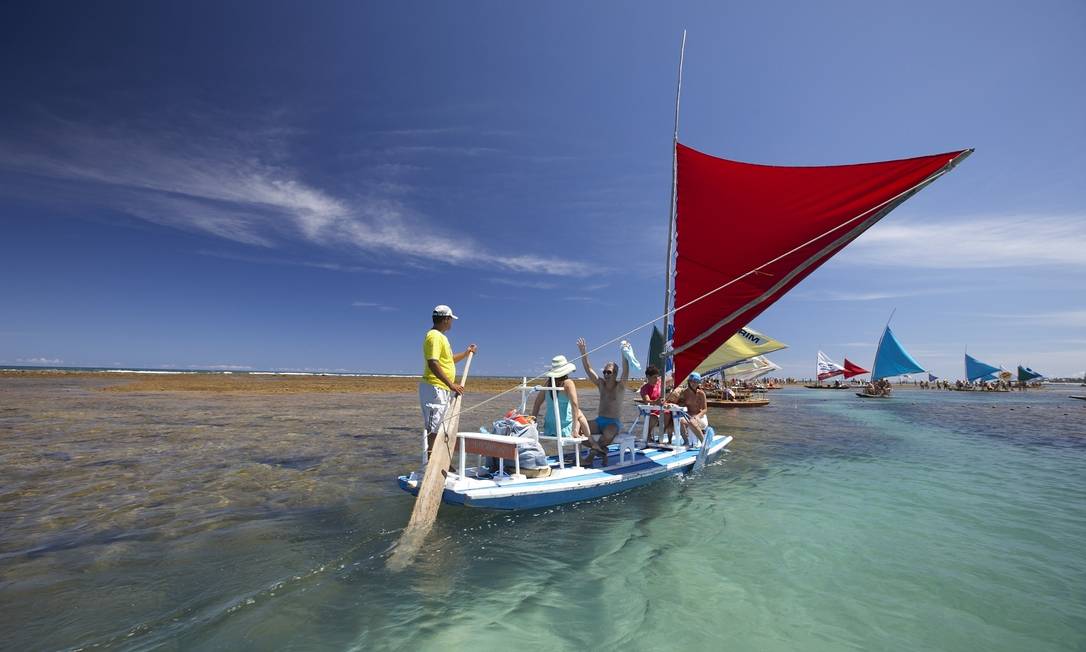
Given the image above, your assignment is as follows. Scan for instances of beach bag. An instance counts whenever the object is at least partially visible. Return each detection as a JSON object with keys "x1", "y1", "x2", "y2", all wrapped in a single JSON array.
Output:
[{"x1": 488, "y1": 417, "x2": 547, "y2": 470}]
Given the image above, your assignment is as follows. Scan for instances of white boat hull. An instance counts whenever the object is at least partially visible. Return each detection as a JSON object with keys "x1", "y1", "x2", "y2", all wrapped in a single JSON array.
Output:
[{"x1": 398, "y1": 429, "x2": 732, "y2": 511}]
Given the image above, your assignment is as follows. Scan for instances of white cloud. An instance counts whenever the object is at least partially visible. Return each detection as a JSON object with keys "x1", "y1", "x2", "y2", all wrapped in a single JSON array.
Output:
[
  {"x1": 487, "y1": 278, "x2": 558, "y2": 290},
  {"x1": 16, "y1": 357, "x2": 63, "y2": 364},
  {"x1": 840, "y1": 215, "x2": 1086, "y2": 269},
  {"x1": 0, "y1": 118, "x2": 589, "y2": 276},
  {"x1": 194, "y1": 249, "x2": 404, "y2": 274},
  {"x1": 352, "y1": 301, "x2": 397, "y2": 311},
  {"x1": 794, "y1": 288, "x2": 962, "y2": 301},
  {"x1": 974, "y1": 309, "x2": 1086, "y2": 328}
]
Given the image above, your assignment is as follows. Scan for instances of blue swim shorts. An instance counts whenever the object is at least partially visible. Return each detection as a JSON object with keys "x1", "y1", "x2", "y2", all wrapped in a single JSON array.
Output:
[{"x1": 596, "y1": 416, "x2": 621, "y2": 431}]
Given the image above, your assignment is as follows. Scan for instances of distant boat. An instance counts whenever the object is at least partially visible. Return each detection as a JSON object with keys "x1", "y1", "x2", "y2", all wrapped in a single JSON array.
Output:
[
  {"x1": 857, "y1": 325, "x2": 924, "y2": 398},
  {"x1": 704, "y1": 356, "x2": 778, "y2": 407},
  {"x1": 805, "y1": 351, "x2": 851, "y2": 388},
  {"x1": 952, "y1": 353, "x2": 1010, "y2": 391},
  {"x1": 965, "y1": 353, "x2": 1002, "y2": 382},
  {"x1": 1017, "y1": 365, "x2": 1043, "y2": 383},
  {"x1": 706, "y1": 397, "x2": 771, "y2": 408}
]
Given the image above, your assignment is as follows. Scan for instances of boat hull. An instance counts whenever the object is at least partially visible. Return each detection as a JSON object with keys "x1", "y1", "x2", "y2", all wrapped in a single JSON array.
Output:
[
  {"x1": 398, "y1": 430, "x2": 732, "y2": 511},
  {"x1": 706, "y1": 398, "x2": 769, "y2": 408},
  {"x1": 855, "y1": 392, "x2": 890, "y2": 399}
]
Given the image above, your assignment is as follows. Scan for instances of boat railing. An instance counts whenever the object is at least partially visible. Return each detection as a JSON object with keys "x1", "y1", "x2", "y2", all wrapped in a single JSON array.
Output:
[
  {"x1": 528, "y1": 380, "x2": 583, "y2": 469},
  {"x1": 630, "y1": 403, "x2": 689, "y2": 445}
]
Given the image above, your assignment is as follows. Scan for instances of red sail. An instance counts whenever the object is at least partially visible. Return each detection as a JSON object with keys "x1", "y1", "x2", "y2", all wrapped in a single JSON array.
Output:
[
  {"x1": 672, "y1": 143, "x2": 970, "y2": 382},
  {"x1": 842, "y1": 358, "x2": 870, "y2": 379}
]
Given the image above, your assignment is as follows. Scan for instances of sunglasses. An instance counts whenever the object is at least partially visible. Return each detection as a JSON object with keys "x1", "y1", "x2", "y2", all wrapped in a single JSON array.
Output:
[{"x1": 603, "y1": 369, "x2": 614, "y2": 375}]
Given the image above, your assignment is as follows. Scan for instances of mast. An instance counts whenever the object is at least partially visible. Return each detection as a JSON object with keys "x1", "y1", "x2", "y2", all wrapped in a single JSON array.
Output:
[{"x1": 662, "y1": 30, "x2": 687, "y2": 390}]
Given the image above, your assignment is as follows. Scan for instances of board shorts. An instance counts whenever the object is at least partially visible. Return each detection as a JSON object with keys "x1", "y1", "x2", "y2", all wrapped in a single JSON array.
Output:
[
  {"x1": 595, "y1": 416, "x2": 621, "y2": 432},
  {"x1": 684, "y1": 414, "x2": 708, "y2": 430},
  {"x1": 419, "y1": 382, "x2": 451, "y2": 433}
]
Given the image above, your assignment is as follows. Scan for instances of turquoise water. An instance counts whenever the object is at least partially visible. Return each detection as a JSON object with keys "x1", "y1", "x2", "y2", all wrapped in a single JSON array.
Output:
[{"x1": 2, "y1": 379, "x2": 1084, "y2": 650}]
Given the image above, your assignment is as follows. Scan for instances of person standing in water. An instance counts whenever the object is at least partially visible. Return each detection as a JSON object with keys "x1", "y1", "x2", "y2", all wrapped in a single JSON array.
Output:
[
  {"x1": 576, "y1": 337, "x2": 629, "y2": 467},
  {"x1": 419, "y1": 305, "x2": 477, "y2": 456}
]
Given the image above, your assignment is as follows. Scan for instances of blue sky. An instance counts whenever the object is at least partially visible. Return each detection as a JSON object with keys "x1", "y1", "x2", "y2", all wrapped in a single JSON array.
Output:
[{"x1": 2, "y1": 1, "x2": 1084, "y2": 378}]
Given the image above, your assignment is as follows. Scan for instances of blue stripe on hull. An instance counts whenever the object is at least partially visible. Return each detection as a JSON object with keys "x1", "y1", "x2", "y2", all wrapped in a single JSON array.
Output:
[{"x1": 463, "y1": 461, "x2": 692, "y2": 510}]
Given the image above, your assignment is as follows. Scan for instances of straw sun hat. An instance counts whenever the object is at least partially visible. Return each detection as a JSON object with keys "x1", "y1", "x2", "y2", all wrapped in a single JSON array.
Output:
[{"x1": 545, "y1": 355, "x2": 577, "y2": 378}]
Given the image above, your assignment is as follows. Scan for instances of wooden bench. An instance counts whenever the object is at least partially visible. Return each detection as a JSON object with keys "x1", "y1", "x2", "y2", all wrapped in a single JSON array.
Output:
[{"x1": 454, "y1": 432, "x2": 522, "y2": 476}]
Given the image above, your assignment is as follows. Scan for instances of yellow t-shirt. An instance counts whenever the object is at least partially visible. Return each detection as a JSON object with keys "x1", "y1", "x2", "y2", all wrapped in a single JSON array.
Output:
[{"x1": 422, "y1": 329, "x2": 455, "y2": 390}]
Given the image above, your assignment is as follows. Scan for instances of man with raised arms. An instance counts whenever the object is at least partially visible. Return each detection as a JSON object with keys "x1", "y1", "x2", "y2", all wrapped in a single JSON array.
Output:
[{"x1": 576, "y1": 337, "x2": 629, "y2": 467}]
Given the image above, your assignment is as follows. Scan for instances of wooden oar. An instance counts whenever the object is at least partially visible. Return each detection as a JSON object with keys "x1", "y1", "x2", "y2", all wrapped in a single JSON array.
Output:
[
  {"x1": 387, "y1": 352, "x2": 474, "y2": 571},
  {"x1": 693, "y1": 420, "x2": 710, "y2": 472}
]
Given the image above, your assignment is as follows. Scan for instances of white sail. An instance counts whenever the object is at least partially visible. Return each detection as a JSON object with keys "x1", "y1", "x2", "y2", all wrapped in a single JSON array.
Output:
[{"x1": 817, "y1": 351, "x2": 846, "y2": 380}]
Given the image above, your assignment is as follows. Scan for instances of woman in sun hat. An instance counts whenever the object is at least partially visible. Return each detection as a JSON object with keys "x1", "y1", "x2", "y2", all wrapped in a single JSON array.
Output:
[{"x1": 529, "y1": 354, "x2": 598, "y2": 456}]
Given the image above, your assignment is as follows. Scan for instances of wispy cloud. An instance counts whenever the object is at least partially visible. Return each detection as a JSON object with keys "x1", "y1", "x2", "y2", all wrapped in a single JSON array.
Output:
[
  {"x1": 487, "y1": 277, "x2": 558, "y2": 290},
  {"x1": 972, "y1": 309, "x2": 1086, "y2": 328},
  {"x1": 195, "y1": 249, "x2": 404, "y2": 275},
  {"x1": 16, "y1": 357, "x2": 63, "y2": 364},
  {"x1": 840, "y1": 215, "x2": 1086, "y2": 269},
  {"x1": 352, "y1": 301, "x2": 397, "y2": 311},
  {"x1": 0, "y1": 116, "x2": 590, "y2": 276},
  {"x1": 793, "y1": 287, "x2": 962, "y2": 301}
]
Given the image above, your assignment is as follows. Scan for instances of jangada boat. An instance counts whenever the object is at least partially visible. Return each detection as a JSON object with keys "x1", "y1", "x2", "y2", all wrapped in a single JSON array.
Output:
[
  {"x1": 856, "y1": 324, "x2": 924, "y2": 398},
  {"x1": 705, "y1": 355, "x2": 780, "y2": 407},
  {"x1": 706, "y1": 397, "x2": 770, "y2": 408},
  {"x1": 808, "y1": 351, "x2": 868, "y2": 388},
  {"x1": 398, "y1": 36, "x2": 971, "y2": 511}
]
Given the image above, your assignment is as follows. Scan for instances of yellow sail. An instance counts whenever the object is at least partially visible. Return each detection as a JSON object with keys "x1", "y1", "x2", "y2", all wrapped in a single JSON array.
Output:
[{"x1": 693, "y1": 326, "x2": 788, "y2": 376}]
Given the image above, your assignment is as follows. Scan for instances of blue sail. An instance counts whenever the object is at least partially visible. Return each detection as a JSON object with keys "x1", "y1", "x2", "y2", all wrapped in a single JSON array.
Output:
[
  {"x1": 965, "y1": 354, "x2": 1002, "y2": 382},
  {"x1": 1017, "y1": 365, "x2": 1043, "y2": 382},
  {"x1": 871, "y1": 326, "x2": 925, "y2": 380}
]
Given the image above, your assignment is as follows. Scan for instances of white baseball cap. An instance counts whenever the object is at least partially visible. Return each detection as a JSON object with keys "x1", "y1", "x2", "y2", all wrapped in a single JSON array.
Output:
[{"x1": 432, "y1": 304, "x2": 458, "y2": 319}]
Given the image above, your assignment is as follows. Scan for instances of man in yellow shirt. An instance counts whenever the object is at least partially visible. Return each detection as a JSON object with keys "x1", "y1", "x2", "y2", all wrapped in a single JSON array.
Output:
[{"x1": 420, "y1": 305, "x2": 477, "y2": 452}]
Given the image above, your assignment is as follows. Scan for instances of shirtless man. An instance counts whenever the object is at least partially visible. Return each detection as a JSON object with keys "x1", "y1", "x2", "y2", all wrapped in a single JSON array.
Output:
[
  {"x1": 678, "y1": 372, "x2": 709, "y2": 448},
  {"x1": 576, "y1": 337, "x2": 629, "y2": 467}
]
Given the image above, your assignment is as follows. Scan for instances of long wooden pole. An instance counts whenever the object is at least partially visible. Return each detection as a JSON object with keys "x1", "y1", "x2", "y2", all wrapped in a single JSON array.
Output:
[
  {"x1": 387, "y1": 352, "x2": 474, "y2": 571},
  {"x1": 661, "y1": 30, "x2": 686, "y2": 393}
]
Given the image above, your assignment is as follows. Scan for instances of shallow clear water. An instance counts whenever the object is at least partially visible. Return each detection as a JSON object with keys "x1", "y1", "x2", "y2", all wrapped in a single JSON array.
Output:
[{"x1": 2, "y1": 378, "x2": 1084, "y2": 650}]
